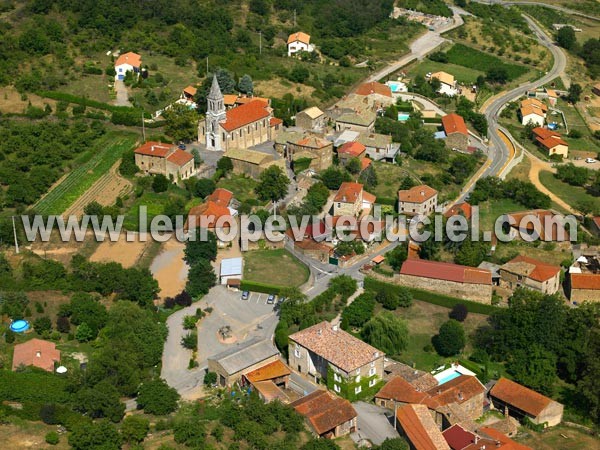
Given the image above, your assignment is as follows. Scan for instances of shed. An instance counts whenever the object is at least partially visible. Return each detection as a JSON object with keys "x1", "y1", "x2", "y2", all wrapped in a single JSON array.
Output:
[{"x1": 220, "y1": 257, "x2": 243, "y2": 285}]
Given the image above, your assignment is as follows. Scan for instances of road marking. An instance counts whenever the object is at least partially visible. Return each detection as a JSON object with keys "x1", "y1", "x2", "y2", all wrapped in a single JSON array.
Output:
[{"x1": 496, "y1": 130, "x2": 517, "y2": 177}]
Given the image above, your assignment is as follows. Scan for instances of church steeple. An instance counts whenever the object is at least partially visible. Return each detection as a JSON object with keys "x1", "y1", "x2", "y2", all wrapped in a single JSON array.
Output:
[
  {"x1": 205, "y1": 73, "x2": 226, "y2": 151},
  {"x1": 208, "y1": 74, "x2": 222, "y2": 100}
]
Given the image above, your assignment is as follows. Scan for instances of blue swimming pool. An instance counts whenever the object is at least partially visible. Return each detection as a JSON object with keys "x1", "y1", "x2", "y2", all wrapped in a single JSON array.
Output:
[
  {"x1": 387, "y1": 81, "x2": 406, "y2": 93},
  {"x1": 10, "y1": 320, "x2": 30, "y2": 333},
  {"x1": 436, "y1": 370, "x2": 461, "y2": 385},
  {"x1": 398, "y1": 113, "x2": 410, "y2": 122}
]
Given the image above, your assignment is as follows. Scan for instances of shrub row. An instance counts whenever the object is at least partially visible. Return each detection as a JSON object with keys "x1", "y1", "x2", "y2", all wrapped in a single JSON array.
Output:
[
  {"x1": 37, "y1": 91, "x2": 139, "y2": 113},
  {"x1": 363, "y1": 277, "x2": 499, "y2": 315},
  {"x1": 240, "y1": 280, "x2": 284, "y2": 295},
  {"x1": 422, "y1": 117, "x2": 442, "y2": 124},
  {"x1": 376, "y1": 196, "x2": 397, "y2": 206}
]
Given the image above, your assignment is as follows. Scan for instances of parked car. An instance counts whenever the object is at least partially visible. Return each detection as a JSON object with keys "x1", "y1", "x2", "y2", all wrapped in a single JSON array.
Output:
[
  {"x1": 277, "y1": 296, "x2": 285, "y2": 306},
  {"x1": 267, "y1": 294, "x2": 275, "y2": 304},
  {"x1": 241, "y1": 291, "x2": 249, "y2": 300},
  {"x1": 178, "y1": 143, "x2": 187, "y2": 150},
  {"x1": 585, "y1": 158, "x2": 597, "y2": 164}
]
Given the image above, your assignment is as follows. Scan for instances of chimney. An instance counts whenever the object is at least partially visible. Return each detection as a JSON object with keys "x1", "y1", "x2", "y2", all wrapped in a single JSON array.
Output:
[
  {"x1": 420, "y1": 190, "x2": 424, "y2": 196},
  {"x1": 458, "y1": 391, "x2": 463, "y2": 401},
  {"x1": 317, "y1": 329, "x2": 322, "y2": 335},
  {"x1": 332, "y1": 325, "x2": 338, "y2": 332},
  {"x1": 36, "y1": 351, "x2": 41, "y2": 358},
  {"x1": 151, "y1": 145, "x2": 155, "y2": 152},
  {"x1": 374, "y1": 352, "x2": 379, "y2": 358},
  {"x1": 474, "y1": 436, "x2": 479, "y2": 444}
]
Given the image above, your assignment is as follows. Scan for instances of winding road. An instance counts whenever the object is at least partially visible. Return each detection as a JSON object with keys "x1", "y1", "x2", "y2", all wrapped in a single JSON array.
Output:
[{"x1": 474, "y1": 0, "x2": 600, "y2": 21}]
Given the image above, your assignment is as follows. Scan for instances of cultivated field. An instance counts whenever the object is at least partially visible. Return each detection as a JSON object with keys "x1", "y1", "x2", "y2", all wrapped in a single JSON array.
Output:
[{"x1": 34, "y1": 132, "x2": 138, "y2": 216}]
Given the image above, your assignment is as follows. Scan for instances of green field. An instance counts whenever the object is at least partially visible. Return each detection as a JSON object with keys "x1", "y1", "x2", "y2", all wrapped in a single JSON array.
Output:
[
  {"x1": 217, "y1": 174, "x2": 259, "y2": 204},
  {"x1": 557, "y1": 99, "x2": 600, "y2": 154},
  {"x1": 243, "y1": 248, "x2": 309, "y2": 288},
  {"x1": 539, "y1": 170, "x2": 600, "y2": 213},
  {"x1": 477, "y1": 198, "x2": 525, "y2": 231},
  {"x1": 446, "y1": 44, "x2": 531, "y2": 80},
  {"x1": 34, "y1": 132, "x2": 138, "y2": 215},
  {"x1": 407, "y1": 59, "x2": 485, "y2": 84}
]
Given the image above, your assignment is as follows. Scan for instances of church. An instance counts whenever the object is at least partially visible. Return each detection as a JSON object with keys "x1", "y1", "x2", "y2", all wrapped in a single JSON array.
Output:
[{"x1": 198, "y1": 75, "x2": 281, "y2": 151}]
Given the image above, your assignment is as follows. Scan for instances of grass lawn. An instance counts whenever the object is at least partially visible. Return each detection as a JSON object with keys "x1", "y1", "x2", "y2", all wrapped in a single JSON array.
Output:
[
  {"x1": 539, "y1": 170, "x2": 600, "y2": 213},
  {"x1": 217, "y1": 174, "x2": 259, "y2": 204},
  {"x1": 371, "y1": 161, "x2": 420, "y2": 200},
  {"x1": 476, "y1": 198, "x2": 525, "y2": 231},
  {"x1": 406, "y1": 59, "x2": 485, "y2": 85},
  {"x1": 492, "y1": 240, "x2": 572, "y2": 266},
  {"x1": 243, "y1": 248, "x2": 309, "y2": 288},
  {"x1": 556, "y1": 99, "x2": 600, "y2": 153},
  {"x1": 445, "y1": 44, "x2": 531, "y2": 81},
  {"x1": 34, "y1": 132, "x2": 138, "y2": 215},
  {"x1": 506, "y1": 155, "x2": 531, "y2": 181},
  {"x1": 387, "y1": 300, "x2": 490, "y2": 371},
  {"x1": 516, "y1": 425, "x2": 600, "y2": 450},
  {"x1": 122, "y1": 185, "x2": 188, "y2": 231}
]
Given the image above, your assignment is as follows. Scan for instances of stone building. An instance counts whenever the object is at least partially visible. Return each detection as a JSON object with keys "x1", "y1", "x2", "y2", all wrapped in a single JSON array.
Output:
[
  {"x1": 286, "y1": 134, "x2": 333, "y2": 172},
  {"x1": 335, "y1": 111, "x2": 376, "y2": 133},
  {"x1": 567, "y1": 273, "x2": 600, "y2": 303},
  {"x1": 291, "y1": 390, "x2": 357, "y2": 438},
  {"x1": 223, "y1": 147, "x2": 275, "y2": 179},
  {"x1": 134, "y1": 141, "x2": 195, "y2": 181},
  {"x1": 333, "y1": 182, "x2": 364, "y2": 217},
  {"x1": 499, "y1": 255, "x2": 561, "y2": 295},
  {"x1": 398, "y1": 185, "x2": 438, "y2": 217},
  {"x1": 295, "y1": 106, "x2": 326, "y2": 131},
  {"x1": 441, "y1": 113, "x2": 469, "y2": 152},
  {"x1": 198, "y1": 75, "x2": 279, "y2": 151},
  {"x1": 288, "y1": 321, "x2": 385, "y2": 398},
  {"x1": 490, "y1": 378, "x2": 564, "y2": 427},
  {"x1": 357, "y1": 132, "x2": 400, "y2": 162},
  {"x1": 396, "y1": 404, "x2": 451, "y2": 450},
  {"x1": 397, "y1": 259, "x2": 493, "y2": 304}
]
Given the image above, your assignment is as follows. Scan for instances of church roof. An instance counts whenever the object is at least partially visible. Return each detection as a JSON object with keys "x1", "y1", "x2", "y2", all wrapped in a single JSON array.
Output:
[
  {"x1": 208, "y1": 74, "x2": 222, "y2": 100},
  {"x1": 222, "y1": 100, "x2": 270, "y2": 132}
]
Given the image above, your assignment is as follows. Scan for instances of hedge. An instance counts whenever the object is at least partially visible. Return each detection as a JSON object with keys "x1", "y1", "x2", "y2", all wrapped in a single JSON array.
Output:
[
  {"x1": 422, "y1": 117, "x2": 442, "y2": 124},
  {"x1": 376, "y1": 196, "x2": 397, "y2": 207},
  {"x1": 363, "y1": 277, "x2": 499, "y2": 315},
  {"x1": 37, "y1": 91, "x2": 147, "y2": 116},
  {"x1": 239, "y1": 280, "x2": 284, "y2": 295}
]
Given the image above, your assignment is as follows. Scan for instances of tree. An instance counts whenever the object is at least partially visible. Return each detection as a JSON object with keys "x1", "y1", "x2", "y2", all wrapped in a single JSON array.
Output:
[
  {"x1": 193, "y1": 178, "x2": 216, "y2": 198},
  {"x1": 238, "y1": 74, "x2": 254, "y2": 94},
  {"x1": 68, "y1": 420, "x2": 121, "y2": 450},
  {"x1": 75, "y1": 322, "x2": 94, "y2": 342},
  {"x1": 507, "y1": 344, "x2": 557, "y2": 396},
  {"x1": 255, "y1": 166, "x2": 290, "y2": 202},
  {"x1": 191, "y1": 148, "x2": 202, "y2": 165},
  {"x1": 0, "y1": 291, "x2": 29, "y2": 319},
  {"x1": 75, "y1": 380, "x2": 125, "y2": 422},
  {"x1": 399, "y1": 175, "x2": 416, "y2": 191},
  {"x1": 186, "y1": 260, "x2": 216, "y2": 297},
  {"x1": 121, "y1": 415, "x2": 150, "y2": 444},
  {"x1": 486, "y1": 67, "x2": 509, "y2": 84},
  {"x1": 216, "y1": 156, "x2": 233, "y2": 174},
  {"x1": 557, "y1": 26, "x2": 576, "y2": 50},
  {"x1": 33, "y1": 316, "x2": 52, "y2": 335},
  {"x1": 137, "y1": 378, "x2": 180, "y2": 415},
  {"x1": 433, "y1": 320, "x2": 466, "y2": 356},
  {"x1": 449, "y1": 304, "x2": 468, "y2": 322},
  {"x1": 361, "y1": 312, "x2": 409, "y2": 356},
  {"x1": 162, "y1": 102, "x2": 199, "y2": 142},
  {"x1": 341, "y1": 292, "x2": 376, "y2": 329},
  {"x1": 45, "y1": 431, "x2": 59, "y2": 445},
  {"x1": 301, "y1": 438, "x2": 341, "y2": 450},
  {"x1": 346, "y1": 157, "x2": 362, "y2": 174},
  {"x1": 319, "y1": 166, "x2": 352, "y2": 190},
  {"x1": 204, "y1": 371, "x2": 217, "y2": 386},
  {"x1": 152, "y1": 174, "x2": 170, "y2": 192},
  {"x1": 288, "y1": 66, "x2": 310, "y2": 83},
  {"x1": 377, "y1": 437, "x2": 409, "y2": 450},
  {"x1": 84, "y1": 201, "x2": 104, "y2": 216},
  {"x1": 454, "y1": 240, "x2": 489, "y2": 267},
  {"x1": 184, "y1": 231, "x2": 217, "y2": 264},
  {"x1": 567, "y1": 83, "x2": 583, "y2": 103},
  {"x1": 67, "y1": 293, "x2": 108, "y2": 339}
]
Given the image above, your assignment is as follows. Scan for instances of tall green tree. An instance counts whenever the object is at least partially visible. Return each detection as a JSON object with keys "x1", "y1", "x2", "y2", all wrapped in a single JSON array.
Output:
[
  {"x1": 137, "y1": 378, "x2": 180, "y2": 415},
  {"x1": 557, "y1": 26, "x2": 576, "y2": 50},
  {"x1": 507, "y1": 344, "x2": 558, "y2": 396},
  {"x1": 433, "y1": 320, "x2": 465, "y2": 356},
  {"x1": 184, "y1": 231, "x2": 217, "y2": 264},
  {"x1": 361, "y1": 312, "x2": 409, "y2": 356},
  {"x1": 255, "y1": 166, "x2": 290, "y2": 202},
  {"x1": 238, "y1": 74, "x2": 254, "y2": 94},
  {"x1": 162, "y1": 103, "x2": 199, "y2": 142},
  {"x1": 186, "y1": 259, "x2": 216, "y2": 297}
]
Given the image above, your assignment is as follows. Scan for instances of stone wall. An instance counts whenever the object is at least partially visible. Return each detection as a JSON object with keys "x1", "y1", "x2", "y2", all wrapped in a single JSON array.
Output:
[
  {"x1": 537, "y1": 401, "x2": 564, "y2": 427},
  {"x1": 570, "y1": 288, "x2": 600, "y2": 303},
  {"x1": 135, "y1": 153, "x2": 167, "y2": 175}
]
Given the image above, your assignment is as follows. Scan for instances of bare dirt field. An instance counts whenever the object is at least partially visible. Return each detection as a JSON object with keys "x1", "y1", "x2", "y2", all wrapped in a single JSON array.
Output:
[
  {"x1": 0, "y1": 86, "x2": 56, "y2": 114},
  {"x1": 63, "y1": 161, "x2": 133, "y2": 217},
  {"x1": 150, "y1": 239, "x2": 188, "y2": 300},
  {"x1": 89, "y1": 233, "x2": 150, "y2": 268},
  {"x1": 254, "y1": 78, "x2": 315, "y2": 99}
]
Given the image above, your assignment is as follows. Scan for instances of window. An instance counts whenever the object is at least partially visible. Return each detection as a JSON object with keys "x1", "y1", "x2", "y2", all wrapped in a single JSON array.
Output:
[
  {"x1": 355, "y1": 386, "x2": 362, "y2": 394},
  {"x1": 369, "y1": 367, "x2": 376, "y2": 376},
  {"x1": 334, "y1": 384, "x2": 341, "y2": 393},
  {"x1": 334, "y1": 373, "x2": 341, "y2": 382},
  {"x1": 294, "y1": 344, "x2": 301, "y2": 358},
  {"x1": 355, "y1": 375, "x2": 361, "y2": 383},
  {"x1": 369, "y1": 379, "x2": 376, "y2": 387},
  {"x1": 370, "y1": 361, "x2": 375, "y2": 367},
  {"x1": 356, "y1": 369, "x2": 360, "y2": 375}
]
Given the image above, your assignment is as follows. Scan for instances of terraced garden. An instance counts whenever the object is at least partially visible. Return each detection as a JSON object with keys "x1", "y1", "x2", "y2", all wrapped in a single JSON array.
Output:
[{"x1": 34, "y1": 132, "x2": 138, "y2": 215}]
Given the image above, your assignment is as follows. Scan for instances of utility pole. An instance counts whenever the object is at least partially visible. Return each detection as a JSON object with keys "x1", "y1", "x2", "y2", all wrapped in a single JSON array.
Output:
[
  {"x1": 141, "y1": 111, "x2": 146, "y2": 142},
  {"x1": 12, "y1": 216, "x2": 19, "y2": 254},
  {"x1": 259, "y1": 31, "x2": 262, "y2": 55},
  {"x1": 206, "y1": 57, "x2": 209, "y2": 76}
]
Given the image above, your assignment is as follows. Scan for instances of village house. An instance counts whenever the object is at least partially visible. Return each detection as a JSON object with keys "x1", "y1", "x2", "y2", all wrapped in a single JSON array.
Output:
[
  {"x1": 285, "y1": 134, "x2": 333, "y2": 172},
  {"x1": 354, "y1": 81, "x2": 394, "y2": 108},
  {"x1": 12, "y1": 339, "x2": 60, "y2": 372},
  {"x1": 207, "y1": 337, "x2": 281, "y2": 388},
  {"x1": 284, "y1": 228, "x2": 332, "y2": 263},
  {"x1": 287, "y1": 32, "x2": 314, "y2": 57},
  {"x1": 444, "y1": 202, "x2": 473, "y2": 221},
  {"x1": 181, "y1": 85, "x2": 197, "y2": 102},
  {"x1": 199, "y1": 76, "x2": 279, "y2": 151},
  {"x1": 291, "y1": 390, "x2": 357, "y2": 438},
  {"x1": 489, "y1": 378, "x2": 564, "y2": 427},
  {"x1": 544, "y1": 87, "x2": 559, "y2": 107},
  {"x1": 133, "y1": 141, "x2": 195, "y2": 181},
  {"x1": 398, "y1": 259, "x2": 493, "y2": 304},
  {"x1": 333, "y1": 182, "x2": 376, "y2": 217},
  {"x1": 499, "y1": 255, "x2": 561, "y2": 295},
  {"x1": 505, "y1": 209, "x2": 572, "y2": 242},
  {"x1": 442, "y1": 424, "x2": 532, "y2": 450},
  {"x1": 185, "y1": 188, "x2": 236, "y2": 245},
  {"x1": 568, "y1": 273, "x2": 600, "y2": 303},
  {"x1": 288, "y1": 321, "x2": 385, "y2": 398},
  {"x1": 295, "y1": 106, "x2": 326, "y2": 131},
  {"x1": 337, "y1": 141, "x2": 366, "y2": 165},
  {"x1": 441, "y1": 113, "x2": 470, "y2": 152},
  {"x1": 114, "y1": 51, "x2": 141, "y2": 81},
  {"x1": 335, "y1": 110, "x2": 376, "y2": 133},
  {"x1": 398, "y1": 185, "x2": 438, "y2": 217},
  {"x1": 357, "y1": 132, "x2": 400, "y2": 161},
  {"x1": 431, "y1": 71, "x2": 457, "y2": 97},
  {"x1": 532, "y1": 127, "x2": 569, "y2": 158},
  {"x1": 396, "y1": 404, "x2": 451, "y2": 450},
  {"x1": 519, "y1": 98, "x2": 547, "y2": 127}
]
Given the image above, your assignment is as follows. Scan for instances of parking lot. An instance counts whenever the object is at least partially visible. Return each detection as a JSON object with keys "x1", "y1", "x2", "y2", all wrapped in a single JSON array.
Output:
[{"x1": 241, "y1": 291, "x2": 280, "y2": 306}]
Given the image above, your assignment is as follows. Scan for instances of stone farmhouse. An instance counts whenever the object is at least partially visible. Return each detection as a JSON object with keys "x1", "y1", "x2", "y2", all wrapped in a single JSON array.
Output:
[
  {"x1": 441, "y1": 113, "x2": 470, "y2": 152},
  {"x1": 291, "y1": 390, "x2": 357, "y2": 438},
  {"x1": 295, "y1": 106, "x2": 326, "y2": 132},
  {"x1": 287, "y1": 32, "x2": 314, "y2": 57},
  {"x1": 288, "y1": 321, "x2": 385, "y2": 399},
  {"x1": 333, "y1": 182, "x2": 376, "y2": 217},
  {"x1": 357, "y1": 132, "x2": 400, "y2": 161},
  {"x1": 568, "y1": 273, "x2": 600, "y2": 303},
  {"x1": 133, "y1": 141, "x2": 195, "y2": 181},
  {"x1": 398, "y1": 184, "x2": 438, "y2": 217},
  {"x1": 489, "y1": 378, "x2": 564, "y2": 427},
  {"x1": 223, "y1": 147, "x2": 275, "y2": 179},
  {"x1": 499, "y1": 255, "x2": 561, "y2": 295}
]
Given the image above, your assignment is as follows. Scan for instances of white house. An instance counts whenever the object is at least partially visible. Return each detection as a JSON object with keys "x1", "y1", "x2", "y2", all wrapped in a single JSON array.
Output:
[
  {"x1": 430, "y1": 71, "x2": 457, "y2": 97},
  {"x1": 114, "y1": 52, "x2": 141, "y2": 81},
  {"x1": 220, "y1": 257, "x2": 243, "y2": 285},
  {"x1": 519, "y1": 98, "x2": 547, "y2": 127},
  {"x1": 287, "y1": 32, "x2": 314, "y2": 57}
]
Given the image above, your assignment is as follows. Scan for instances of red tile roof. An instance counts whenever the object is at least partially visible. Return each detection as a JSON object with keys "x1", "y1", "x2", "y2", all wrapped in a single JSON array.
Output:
[
  {"x1": 507, "y1": 209, "x2": 570, "y2": 241},
  {"x1": 287, "y1": 32, "x2": 311, "y2": 45},
  {"x1": 186, "y1": 201, "x2": 232, "y2": 230},
  {"x1": 362, "y1": 190, "x2": 376, "y2": 205},
  {"x1": 166, "y1": 149, "x2": 194, "y2": 166},
  {"x1": 296, "y1": 136, "x2": 330, "y2": 149},
  {"x1": 291, "y1": 390, "x2": 357, "y2": 436},
  {"x1": 115, "y1": 51, "x2": 141, "y2": 68},
  {"x1": 222, "y1": 100, "x2": 270, "y2": 132},
  {"x1": 442, "y1": 424, "x2": 476, "y2": 450},
  {"x1": 12, "y1": 339, "x2": 60, "y2": 372},
  {"x1": 424, "y1": 375, "x2": 485, "y2": 409},
  {"x1": 334, "y1": 182, "x2": 363, "y2": 203},
  {"x1": 502, "y1": 255, "x2": 560, "y2": 282},
  {"x1": 338, "y1": 141, "x2": 367, "y2": 157},
  {"x1": 134, "y1": 141, "x2": 172, "y2": 158},
  {"x1": 442, "y1": 113, "x2": 468, "y2": 136},
  {"x1": 592, "y1": 216, "x2": 600, "y2": 229},
  {"x1": 477, "y1": 427, "x2": 532, "y2": 450},
  {"x1": 245, "y1": 359, "x2": 291, "y2": 383},
  {"x1": 570, "y1": 273, "x2": 600, "y2": 290},
  {"x1": 398, "y1": 185, "x2": 437, "y2": 203},
  {"x1": 375, "y1": 376, "x2": 429, "y2": 404},
  {"x1": 183, "y1": 85, "x2": 197, "y2": 96},
  {"x1": 396, "y1": 404, "x2": 451, "y2": 450},
  {"x1": 355, "y1": 81, "x2": 392, "y2": 98},
  {"x1": 206, "y1": 188, "x2": 233, "y2": 206},
  {"x1": 444, "y1": 202, "x2": 472, "y2": 220},
  {"x1": 490, "y1": 378, "x2": 554, "y2": 417},
  {"x1": 223, "y1": 94, "x2": 238, "y2": 106},
  {"x1": 400, "y1": 259, "x2": 492, "y2": 285},
  {"x1": 361, "y1": 157, "x2": 372, "y2": 171},
  {"x1": 270, "y1": 117, "x2": 283, "y2": 127}
]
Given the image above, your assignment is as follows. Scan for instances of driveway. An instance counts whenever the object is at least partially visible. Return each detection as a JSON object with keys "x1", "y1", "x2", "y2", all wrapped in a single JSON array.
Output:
[
  {"x1": 351, "y1": 401, "x2": 399, "y2": 446},
  {"x1": 113, "y1": 80, "x2": 132, "y2": 107},
  {"x1": 161, "y1": 285, "x2": 279, "y2": 399}
]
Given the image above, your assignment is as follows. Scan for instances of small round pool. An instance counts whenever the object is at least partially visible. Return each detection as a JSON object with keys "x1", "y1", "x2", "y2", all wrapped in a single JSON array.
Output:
[{"x1": 10, "y1": 320, "x2": 30, "y2": 333}]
